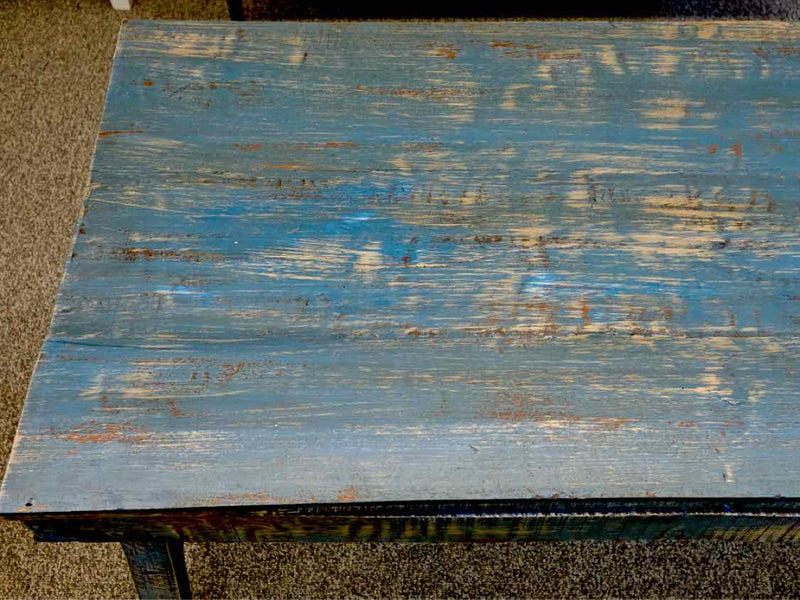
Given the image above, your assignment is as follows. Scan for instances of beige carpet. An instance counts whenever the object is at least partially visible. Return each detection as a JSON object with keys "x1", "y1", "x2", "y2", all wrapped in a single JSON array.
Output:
[{"x1": 1, "y1": 1, "x2": 799, "y2": 597}]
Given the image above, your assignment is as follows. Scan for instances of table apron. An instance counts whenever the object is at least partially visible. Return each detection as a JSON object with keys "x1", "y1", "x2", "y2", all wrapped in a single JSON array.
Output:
[{"x1": 17, "y1": 512, "x2": 800, "y2": 544}]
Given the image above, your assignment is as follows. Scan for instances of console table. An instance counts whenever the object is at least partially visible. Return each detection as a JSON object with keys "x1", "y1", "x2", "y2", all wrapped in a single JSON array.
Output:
[{"x1": 2, "y1": 20, "x2": 800, "y2": 599}]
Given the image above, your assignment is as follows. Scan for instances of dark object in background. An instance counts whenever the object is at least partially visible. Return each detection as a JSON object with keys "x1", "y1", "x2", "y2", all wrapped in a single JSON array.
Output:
[
  {"x1": 231, "y1": 0, "x2": 800, "y2": 19},
  {"x1": 228, "y1": 0, "x2": 245, "y2": 20}
]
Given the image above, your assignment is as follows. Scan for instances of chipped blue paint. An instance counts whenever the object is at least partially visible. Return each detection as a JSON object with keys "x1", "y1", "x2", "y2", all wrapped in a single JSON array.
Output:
[{"x1": 2, "y1": 21, "x2": 800, "y2": 514}]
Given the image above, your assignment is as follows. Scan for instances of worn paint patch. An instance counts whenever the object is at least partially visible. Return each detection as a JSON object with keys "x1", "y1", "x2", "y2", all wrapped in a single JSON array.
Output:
[
  {"x1": 99, "y1": 129, "x2": 143, "y2": 137},
  {"x1": 54, "y1": 421, "x2": 150, "y2": 445}
]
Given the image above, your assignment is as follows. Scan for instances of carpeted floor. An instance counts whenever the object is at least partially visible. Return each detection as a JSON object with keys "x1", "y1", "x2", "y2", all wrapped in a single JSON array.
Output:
[{"x1": 1, "y1": 0, "x2": 800, "y2": 597}]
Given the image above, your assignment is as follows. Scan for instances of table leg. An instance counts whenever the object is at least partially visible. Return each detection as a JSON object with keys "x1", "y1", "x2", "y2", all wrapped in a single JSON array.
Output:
[
  {"x1": 227, "y1": 0, "x2": 245, "y2": 20},
  {"x1": 121, "y1": 541, "x2": 192, "y2": 599}
]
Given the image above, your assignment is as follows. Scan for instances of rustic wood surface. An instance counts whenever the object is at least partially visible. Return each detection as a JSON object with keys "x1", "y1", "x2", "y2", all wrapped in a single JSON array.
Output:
[
  {"x1": 122, "y1": 541, "x2": 192, "y2": 599},
  {"x1": 2, "y1": 21, "x2": 800, "y2": 516},
  {"x1": 20, "y1": 499, "x2": 800, "y2": 543}
]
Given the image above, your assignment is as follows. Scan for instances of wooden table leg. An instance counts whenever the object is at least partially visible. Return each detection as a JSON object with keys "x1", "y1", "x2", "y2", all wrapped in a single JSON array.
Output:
[
  {"x1": 227, "y1": 0, "x2": 244, "y2": 20},
  {"x1": 121, "y1": 541, "x2": 192, "y2": 599}
]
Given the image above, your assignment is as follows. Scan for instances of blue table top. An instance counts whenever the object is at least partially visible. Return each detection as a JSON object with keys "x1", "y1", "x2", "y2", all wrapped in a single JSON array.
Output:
[{"x1": 2, "y1": 20, "x2": 800, "y2": 514}]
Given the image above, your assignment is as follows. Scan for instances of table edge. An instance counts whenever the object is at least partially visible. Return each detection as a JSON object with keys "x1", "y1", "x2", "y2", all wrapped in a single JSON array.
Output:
[{"x1": 4, "y1": 498, "x2": 800, "y2": 543}]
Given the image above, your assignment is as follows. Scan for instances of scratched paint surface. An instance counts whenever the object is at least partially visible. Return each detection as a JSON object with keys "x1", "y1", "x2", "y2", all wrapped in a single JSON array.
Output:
[{"x1": 3, "y1": 20, "x2": 800, "y2": 514}]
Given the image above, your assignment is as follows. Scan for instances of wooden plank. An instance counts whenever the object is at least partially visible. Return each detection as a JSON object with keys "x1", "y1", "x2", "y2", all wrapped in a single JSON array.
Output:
[
  {"x1": 122, "y1": 540, "x2": 192, "y2": 599},
  {"x1": 2, "y1": 21, "x2": 800, "y2": 516},
  {"x1": 14, "y1": 499, "x2": 800, "y2": 543}
]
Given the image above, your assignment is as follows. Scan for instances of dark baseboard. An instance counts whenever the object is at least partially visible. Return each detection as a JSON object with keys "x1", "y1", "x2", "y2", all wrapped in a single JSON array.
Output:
[{"x1": 238, "y1": 0, "x2": 798, "y2": 20}]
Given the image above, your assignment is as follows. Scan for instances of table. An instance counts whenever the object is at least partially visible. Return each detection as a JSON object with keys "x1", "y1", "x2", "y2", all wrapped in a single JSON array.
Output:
[{"x1": 2, "y1": 19, "x2": 800, "y2": 599}]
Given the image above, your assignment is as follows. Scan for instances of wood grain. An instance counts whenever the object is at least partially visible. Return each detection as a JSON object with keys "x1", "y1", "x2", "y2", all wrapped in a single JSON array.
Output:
[
  {"x1": 19, "y1": 499, "x2": 800, "y2": 543},
  {"x1": 122, "y1": 541, "x2": 191, "y2": 599},
  {"x1": 2, "y1": 21, "x2": 800, "y2": 515}
]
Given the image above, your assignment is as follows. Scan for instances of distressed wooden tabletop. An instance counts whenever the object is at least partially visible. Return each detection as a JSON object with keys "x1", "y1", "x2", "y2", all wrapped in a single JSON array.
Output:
[{"x1": 2, "y1": 20, "x2": 800, "y2": 515}]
